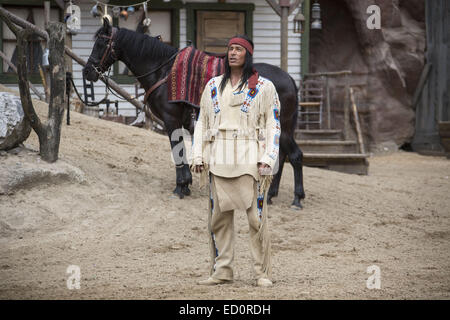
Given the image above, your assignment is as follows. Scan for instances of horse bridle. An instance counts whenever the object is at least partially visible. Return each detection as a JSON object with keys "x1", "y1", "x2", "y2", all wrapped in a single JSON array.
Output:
[{"x1": 96, "y1": 27, "x2": 118, "y2": 73}]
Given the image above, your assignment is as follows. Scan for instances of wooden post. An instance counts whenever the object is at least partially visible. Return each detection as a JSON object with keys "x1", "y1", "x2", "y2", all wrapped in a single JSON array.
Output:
[
  {"x1": 349, "y1": 87, "x2": 366, "y2": 154},
  {"x1": 266, "y1": 0, "x2": 303, "y2": 72},
  {"x1": 44, "y1": 1, "x2": 50, "y2": 28},
  {"x1": 326, "y1": 76, "x2": 330, "y2": 129},
  {"x1": 8, "y1": 19, "x2": 66, "y2": 162},
  {"x1": 63, "y1": 0, "x2": 73, "y2": 75},
  {"x1": 43, "y1": 1, "x2": 51, "y2": 102},
  {"x1": 344, "y1": 78, "x2": 350, "y2": 140},
  {"x1": 280, "y1": 1, "x2": 289, "y2": 71},
  {"x1": 301, "y1": 0, "x2": 310, "y2": 77}
]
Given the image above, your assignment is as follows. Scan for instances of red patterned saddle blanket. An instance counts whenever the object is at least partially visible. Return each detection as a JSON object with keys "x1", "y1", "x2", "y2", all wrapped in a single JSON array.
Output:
[{"x1": 167, "y1": 46, "x2": 225, "y2": 108}]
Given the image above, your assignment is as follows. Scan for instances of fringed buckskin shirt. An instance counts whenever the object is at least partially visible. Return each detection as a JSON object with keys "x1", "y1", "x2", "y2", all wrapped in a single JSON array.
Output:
[{"x1": 191, "y1": 74, "x2": 281, "y2": 183}]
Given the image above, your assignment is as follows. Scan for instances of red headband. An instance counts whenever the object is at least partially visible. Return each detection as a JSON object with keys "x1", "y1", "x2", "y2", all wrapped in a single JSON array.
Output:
[{"x1": 227, "y1": 37, "x2": 253, "y2": 55}]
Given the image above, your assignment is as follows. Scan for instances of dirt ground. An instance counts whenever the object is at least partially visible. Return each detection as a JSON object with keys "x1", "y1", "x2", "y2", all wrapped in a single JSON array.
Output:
[{"x1": 0, "y1": 87, "x2": 449, "y2": 299}]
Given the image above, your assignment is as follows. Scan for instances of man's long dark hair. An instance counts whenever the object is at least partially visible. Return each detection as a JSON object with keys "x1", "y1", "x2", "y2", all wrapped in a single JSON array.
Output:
[{"x1": 220, "y1": 35, "x2": 255, "y2": 93}]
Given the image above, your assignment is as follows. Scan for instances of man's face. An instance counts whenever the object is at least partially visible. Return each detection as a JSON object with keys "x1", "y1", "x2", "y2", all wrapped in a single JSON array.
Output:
[{"x1": 228, "y1": 44, "x2": 246, "y2": 68}]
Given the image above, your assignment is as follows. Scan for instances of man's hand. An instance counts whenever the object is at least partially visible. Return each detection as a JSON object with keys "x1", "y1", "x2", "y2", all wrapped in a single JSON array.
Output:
[
  {"x1": 258, "y1": 162, "x2": 271, "y2": 176},
  {"x1": 194, "y1": 164, "x2": 204, "y2": 173}
]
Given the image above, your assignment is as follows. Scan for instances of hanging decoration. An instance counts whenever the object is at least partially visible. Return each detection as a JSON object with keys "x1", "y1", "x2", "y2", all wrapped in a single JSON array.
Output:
[
  {"x1": 90, "y1": 1, "x2": 150, "y2": 22},
  {"x1": 90, "y1": 3, "x2": 103, "y2": 18},
  {"x1": 65, "y1": 1, "x2": 81, "y2": 35},
  {"x1": 112, "y1": 6, "x2": 121, "y2": 18},
  {"x1": 142, "y1": 1, "x2": 151, "y2": 29},
  {"x1": 120, "y1": 8, "x2": 129, "y2": 20}
]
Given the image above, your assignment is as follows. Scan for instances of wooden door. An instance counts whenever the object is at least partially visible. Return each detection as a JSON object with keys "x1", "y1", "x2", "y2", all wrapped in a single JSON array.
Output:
[{"x1": 196, "y1": 11, "x2": 245, "y2": 53}]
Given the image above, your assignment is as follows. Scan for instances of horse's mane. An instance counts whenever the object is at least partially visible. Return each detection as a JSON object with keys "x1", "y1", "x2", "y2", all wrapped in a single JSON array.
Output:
[{"x1": 95, "y1": 27, "x2": 178, "y2": 60}]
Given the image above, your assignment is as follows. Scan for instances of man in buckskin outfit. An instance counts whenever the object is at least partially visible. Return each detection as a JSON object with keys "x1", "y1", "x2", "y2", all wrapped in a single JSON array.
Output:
[{"x1": 191, "y1": 35, "x2": 281, "y2": 287}]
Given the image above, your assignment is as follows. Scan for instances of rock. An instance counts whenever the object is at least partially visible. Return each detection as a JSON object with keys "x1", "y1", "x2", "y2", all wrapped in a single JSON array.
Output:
[
  {"x1": 0, "y1": 150, "x2": 86, "y2": 195},
  {"x1": 7, "y1": 145, "x2": 23, "y2": 155},
  {"x1": 0, "y1": 92, "x2": 31, "y2": 151},
  {"x1": 309, "y1": 0, "x2": 425, "y2": 150}
]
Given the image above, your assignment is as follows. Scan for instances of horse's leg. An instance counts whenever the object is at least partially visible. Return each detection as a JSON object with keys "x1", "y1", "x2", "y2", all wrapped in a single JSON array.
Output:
[
  {"x1": 180, "y1": 162, "x2": 192, "y2": 196},
  {"x1": 179, "y1": 106, "x2": 194, "y2": 196},
  {"x1": 163, "y1": 115, "x2": 191, "y2": 199},
  {"x1": 286, "y1": 136, "x2": 305, "y2": 208},
  {"x1": 267, "y1": 146, "x2": 286, "y2": 205}
]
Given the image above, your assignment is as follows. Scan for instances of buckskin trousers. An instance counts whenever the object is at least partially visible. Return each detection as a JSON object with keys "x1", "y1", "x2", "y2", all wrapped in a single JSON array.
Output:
[{"x1": 207, "y1": 173, "x2": 272, "y2": 281}]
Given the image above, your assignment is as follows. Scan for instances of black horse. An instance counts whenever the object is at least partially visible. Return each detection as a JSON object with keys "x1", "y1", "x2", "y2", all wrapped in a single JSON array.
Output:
[{"x1": 83, "y1": 19, "x2": 305, "y2": 208}]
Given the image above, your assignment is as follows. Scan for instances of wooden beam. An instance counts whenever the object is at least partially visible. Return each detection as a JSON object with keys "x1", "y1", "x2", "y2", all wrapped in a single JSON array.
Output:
[
  {"x1": 0, "y1": 6, "x2": 48, "y2": 41},
  {"x1": 266, "y1": 0, "x2": 281, "y2": 17}
]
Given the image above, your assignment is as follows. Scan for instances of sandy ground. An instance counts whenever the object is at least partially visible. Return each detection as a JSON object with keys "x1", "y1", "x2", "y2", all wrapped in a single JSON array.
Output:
[{"x1": 0, "y1": 87, "x2": 449, "y2": 299}]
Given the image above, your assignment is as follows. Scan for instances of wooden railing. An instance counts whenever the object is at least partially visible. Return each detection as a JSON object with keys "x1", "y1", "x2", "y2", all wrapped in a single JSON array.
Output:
[{"x1": 349, "y1": 87, "x2": 366, "y2": 154}]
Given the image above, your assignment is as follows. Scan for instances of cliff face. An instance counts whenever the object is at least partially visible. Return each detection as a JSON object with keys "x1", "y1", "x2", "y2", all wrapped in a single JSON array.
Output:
[{"x1": 309, "y1": 0, "x2": 425, "y2": 150}]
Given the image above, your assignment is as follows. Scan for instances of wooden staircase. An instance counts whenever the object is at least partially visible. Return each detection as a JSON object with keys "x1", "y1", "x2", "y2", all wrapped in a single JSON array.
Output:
[
  {"x1": 296, "y1": 72, "x2": 370, "y2": 175},
  {"x1": 295, "y1": 129, "x2": 369, "y2": 175}
]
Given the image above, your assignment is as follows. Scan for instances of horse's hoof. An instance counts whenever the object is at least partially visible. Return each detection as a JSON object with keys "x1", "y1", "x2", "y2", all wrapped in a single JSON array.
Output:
[
  {"x1": 173, "y1": 186, "x2": 185, "y2": 199},
  {"x1": 291, "y1": 200, "x2": 303, "y2": 209},
  {"x1": 182, "y1": 186, "x2": 191, "y2": 196},
  {"x1": 267, "y1": 198, "x2": 273, "y2": 205}
]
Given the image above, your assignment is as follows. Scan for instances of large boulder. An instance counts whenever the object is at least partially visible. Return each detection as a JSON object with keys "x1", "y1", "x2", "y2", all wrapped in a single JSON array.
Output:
[
  {"x1": 309, "y1": 0, "x2": 426, "y2": 150},
  {"x1": 0, "y1": 92, "x2": 31, "y2": 151}
]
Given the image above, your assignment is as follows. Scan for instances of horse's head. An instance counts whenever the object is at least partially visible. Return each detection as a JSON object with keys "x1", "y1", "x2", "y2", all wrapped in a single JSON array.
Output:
[{"x1": 83, "y1": 17, "x2": 118, "y2": 82}]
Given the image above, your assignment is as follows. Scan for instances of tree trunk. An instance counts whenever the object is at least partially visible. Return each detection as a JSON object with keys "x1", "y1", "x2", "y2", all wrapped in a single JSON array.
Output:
[
  {"x1": 14, "y1": 22, "x2": 66, "y2": 163},
  {"x1": 40, "y1": 22, "x2": 66, "y2": 163}
]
